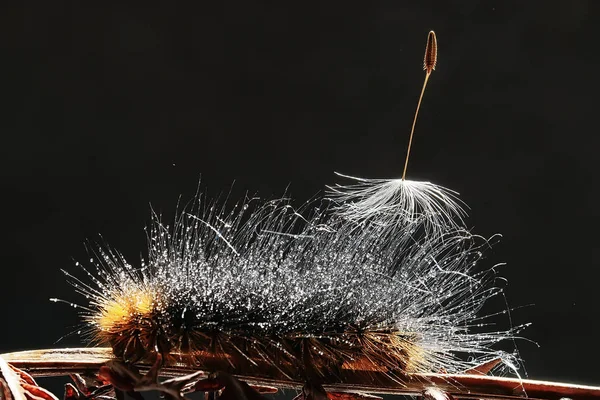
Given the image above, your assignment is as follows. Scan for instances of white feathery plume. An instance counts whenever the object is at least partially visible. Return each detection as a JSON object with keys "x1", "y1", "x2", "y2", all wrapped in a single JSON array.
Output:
[{"x1": 327, "y1": 173, "x2": 467, "y2": 239}]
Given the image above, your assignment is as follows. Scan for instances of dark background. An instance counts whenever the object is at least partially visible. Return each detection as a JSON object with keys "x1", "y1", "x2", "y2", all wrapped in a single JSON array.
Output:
[{"x1": 1, "y1": 1, "x2": 599, "y2": 397}]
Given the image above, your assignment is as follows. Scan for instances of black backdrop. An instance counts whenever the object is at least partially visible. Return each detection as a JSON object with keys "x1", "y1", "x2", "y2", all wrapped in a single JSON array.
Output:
[{"x1": 1, "y1": 2, "x2": 599, "y2": 397}]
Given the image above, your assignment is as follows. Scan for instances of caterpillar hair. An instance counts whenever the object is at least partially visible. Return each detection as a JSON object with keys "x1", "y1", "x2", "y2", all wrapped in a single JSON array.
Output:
[{"x1": 53, "y1": 31, "x2": 523, "y2": 388}]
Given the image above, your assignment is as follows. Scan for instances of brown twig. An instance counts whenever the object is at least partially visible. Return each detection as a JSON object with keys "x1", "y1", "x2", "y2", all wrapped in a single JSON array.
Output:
[{"x1": 2, "y1": 348, "x2": 600, "y2": 400}]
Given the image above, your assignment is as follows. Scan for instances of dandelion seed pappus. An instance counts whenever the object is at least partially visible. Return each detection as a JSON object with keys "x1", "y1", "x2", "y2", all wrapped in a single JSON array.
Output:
[{"x1": 2, "y1": 30, "x2": 600, "y2": 400}]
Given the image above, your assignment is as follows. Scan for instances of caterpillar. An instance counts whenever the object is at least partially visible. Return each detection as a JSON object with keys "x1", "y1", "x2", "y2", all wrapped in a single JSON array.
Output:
[{"x1": 61, "y1": 181, "x2": 515, "y2": 377}]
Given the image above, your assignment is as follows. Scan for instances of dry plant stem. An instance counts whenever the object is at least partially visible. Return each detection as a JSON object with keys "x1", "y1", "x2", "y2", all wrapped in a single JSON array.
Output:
[
  {"x1": 3, "y1": 349, "x2": 600, "y2": 400},
  {"x1": 0, "y1": 355, "x2": 59, "y2": 400},
  {"x1": 0, "y1": 356, "x2": 26, "y2": 400},
  {"x1": 326, "y1": 393, "x2": 382, "y2": 400}
]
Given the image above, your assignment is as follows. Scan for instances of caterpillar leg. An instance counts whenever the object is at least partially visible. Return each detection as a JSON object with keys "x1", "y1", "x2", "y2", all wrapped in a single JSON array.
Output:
[
  {"x1": 293, "y1": 384, "x2": 383, "y2": 400},
  {"x1": 98, "y1": 354, "x2": 204, "y2": 400},
  {"x1": 292, "y1": 382, "x2": 328, "y2": 400},
  {"x1": 100, "y1": 358, "x2": 271, "y2": 400},
  {"x1": 194, "y1": 372, "x2": 268, "y2": 400},
  {"x1": 64, "y1": 380, "x2": 114, "y2": 400},
  {"x1": 422, "y1": 387, "x2": 455, "y2": 400}
]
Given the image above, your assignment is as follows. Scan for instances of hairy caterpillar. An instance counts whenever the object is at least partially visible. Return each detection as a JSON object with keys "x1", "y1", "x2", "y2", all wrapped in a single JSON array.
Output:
[{"x1": 58, "y1": 183, "x2": 516, "y2": 379}]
